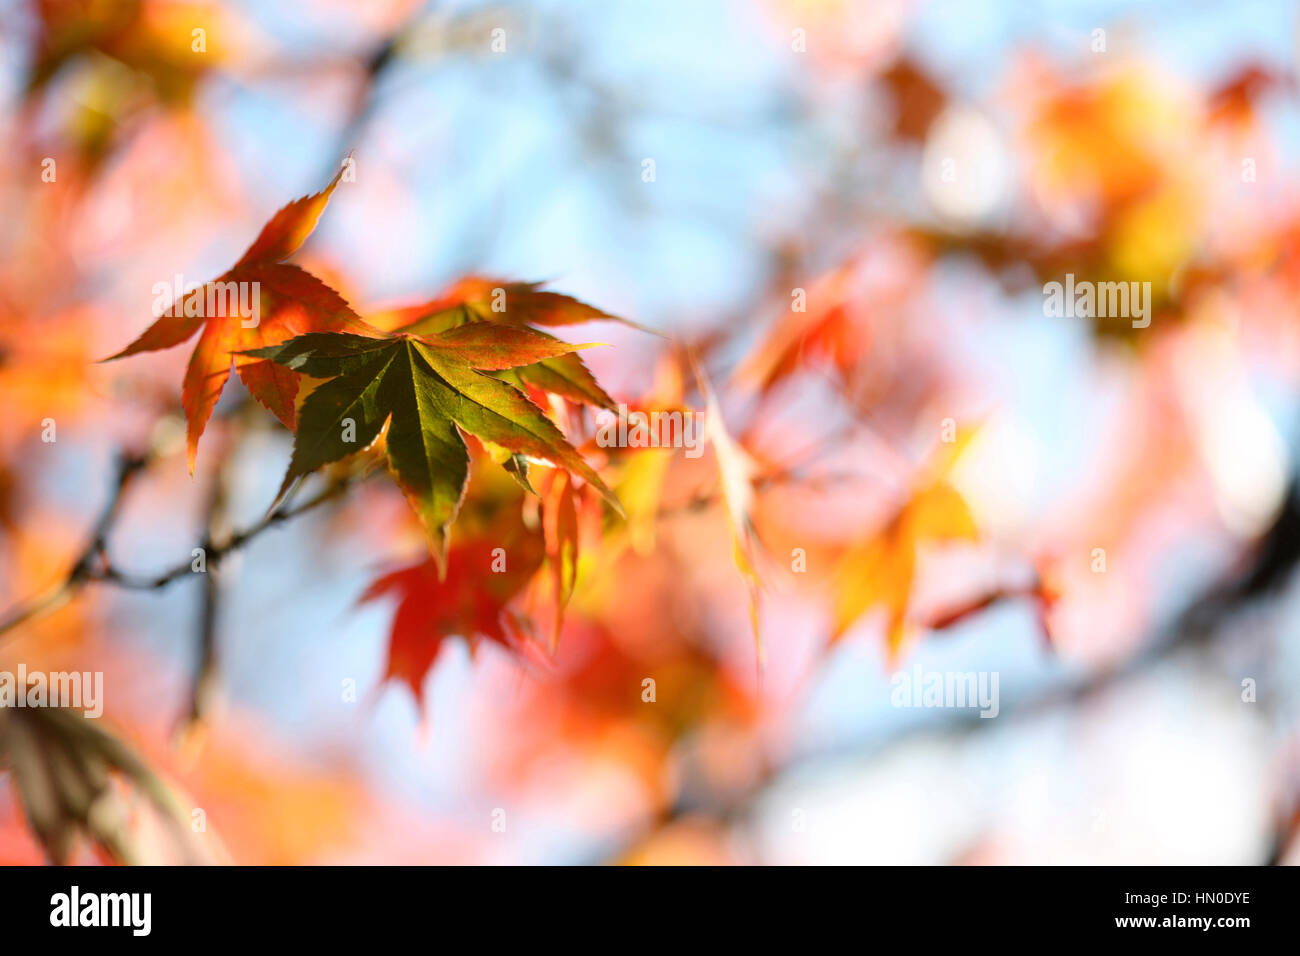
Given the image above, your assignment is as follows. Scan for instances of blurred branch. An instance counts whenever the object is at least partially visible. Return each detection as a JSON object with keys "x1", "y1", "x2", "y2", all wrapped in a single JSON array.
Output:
[
  {"x1": 319, "y1": 3, "x2": 432, "y2": 182},
  {"x1": 603, "y1": 573, "x2": 1262, "y2": 865},
  {"x1": 0, "y1": 450, "x2": 147, "y2": 641},
  {"x1": 91, "y1": 474, "x2": 355, "y2": 592},
  {"x1": 660, "y1": 467, "x2": 867, "y2": 519},
  {"x1": 184, "y1": 425, "x2": 237, "y2": 730},
  {"x1": 1176, "y1": 466, "x2": 1300, "y2": 634},
  {"x1": 0, "y1": 454, "x2": 357, "y2": 646},
  {"x1": 1264, "y1": 799, "x2": 1300, "y2": 867}
]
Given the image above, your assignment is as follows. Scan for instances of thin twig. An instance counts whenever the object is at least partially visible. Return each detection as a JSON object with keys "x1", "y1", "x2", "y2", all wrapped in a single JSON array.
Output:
[
  {"x1": 185, "y1": 428, "x2": 237, "y2": 728},
  {"x1": 90, "y1": 476, "x2": 354, "y2": 592},
  {"x1": 0, "y1": 464, "x2": 354, "y2": 644},
  {"x1": 0, "y1": 451, "x2": 147, "y2": 641}
]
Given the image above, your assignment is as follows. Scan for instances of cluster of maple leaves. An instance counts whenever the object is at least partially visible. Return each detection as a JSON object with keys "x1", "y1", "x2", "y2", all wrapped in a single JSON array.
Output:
[
  {"x1": 102, "y1": 164, "x2": 651, "y2": 697},
  {"x1": 99, "y1": 157, "x2": 1037, "y2": 704}
]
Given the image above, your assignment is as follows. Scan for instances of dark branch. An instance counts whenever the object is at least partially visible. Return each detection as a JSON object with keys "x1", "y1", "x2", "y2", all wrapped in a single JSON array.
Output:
[
  {"x1": 0, "y1": 458, "x2": 355, "y2": 643},
  {"x1": 0, "y1": 450, "x2": 147, "y2": 640}
]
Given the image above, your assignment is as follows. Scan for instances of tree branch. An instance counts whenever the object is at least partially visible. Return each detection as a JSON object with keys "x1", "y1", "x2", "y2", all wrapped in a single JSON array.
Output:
[
  {"x1": 183, "y1": 428, "x2": 237, "y2": 729},
  {"x1": 90, "y1": 475, "x2": 354, "y2": 592},
  {"x1": 0, "y1": 458, "x2": 355, "y2": 645},
  {"x1": 0, "y1": 451, "x2": 147, "y2": 641},
  {"x1": 598, "y1": 568, "x2": 1264, "y2": 864}
]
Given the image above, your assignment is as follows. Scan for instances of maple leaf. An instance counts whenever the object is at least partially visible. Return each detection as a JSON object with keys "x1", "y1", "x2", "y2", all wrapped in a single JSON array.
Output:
[
  {"x1": 601, "y1": 350, "x2": 691, "y2": 557},
  {"x1": 102, "y1": 160, "x2": 375, "y2": 471},
  {"x1": 735, "y1": 259, "x2": 873, "y2": 396},
  {"x1": 248, "y1": 324, "x2": 621, "y2": 567},
  {"x1": 541, "y1": 468, "x2": 580, "y2": 651},
  {"x1": 360, "y1": 535, "x2": 545, "y2": 706},
  {"x1": 379, "y1": 276, "x2": 633, "y2": 331},
  {"x1": 830, "y1": 434, "x2": 980, "y2": 658},
  {"x1": 371, "y1": 276, "x2": 646, "y2": 412},
  {"x1": 693, "y1": 357, "x2": 764, "y2": 661}
]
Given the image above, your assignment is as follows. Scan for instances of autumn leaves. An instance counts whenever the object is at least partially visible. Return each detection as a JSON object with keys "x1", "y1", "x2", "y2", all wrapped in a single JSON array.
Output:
[
  {"x1": 103, "y1": 163, "x2": 622, "y2": 575},
  {"x1": 247, "y1": 328, "x2": 619, "y2": 570},
  {"x1": 103, "y1": 160, "x2": 999, "y2": 689},
  {"x1": 103, "y1": 163, "x2": 378, "y2": 473}
]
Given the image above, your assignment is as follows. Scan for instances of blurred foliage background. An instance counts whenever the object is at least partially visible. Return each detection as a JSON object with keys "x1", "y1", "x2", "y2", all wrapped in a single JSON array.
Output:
[{"x1": 2, "y1": 0, "x2": 1300, "y2": 864}]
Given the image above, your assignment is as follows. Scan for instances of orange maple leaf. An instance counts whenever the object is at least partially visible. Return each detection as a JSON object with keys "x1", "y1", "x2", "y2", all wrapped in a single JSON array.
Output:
[
  {"x1": 831, "y1": 433, "x2": 980, "y2": 658},
  {"x1": 540, "y1": 468, "x2": 581, "y2": 651},
  {"x1": 368, "y1": 276, "x2": 649, "y2": 412},
  {"x1": 735, "y1": 258, "x2": 873, "y2": 396},
  {"x1": 694, "y1": 358, "x2": 764, "y2": 661},
  {"x1": 371, "y1": 277, "x2": 632, "y2": 332},
  {"x1": 103, "y1": 160, "x2": 377, "y2": 471}
]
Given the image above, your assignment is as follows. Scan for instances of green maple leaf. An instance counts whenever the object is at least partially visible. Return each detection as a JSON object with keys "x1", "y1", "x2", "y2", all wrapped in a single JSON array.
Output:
[
  {"x1": 387, "y1": 283, "x2": 623, "y2": 411},
  {"x1": 248, "y1": 323, "x2": 621, "y2": 568}
]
